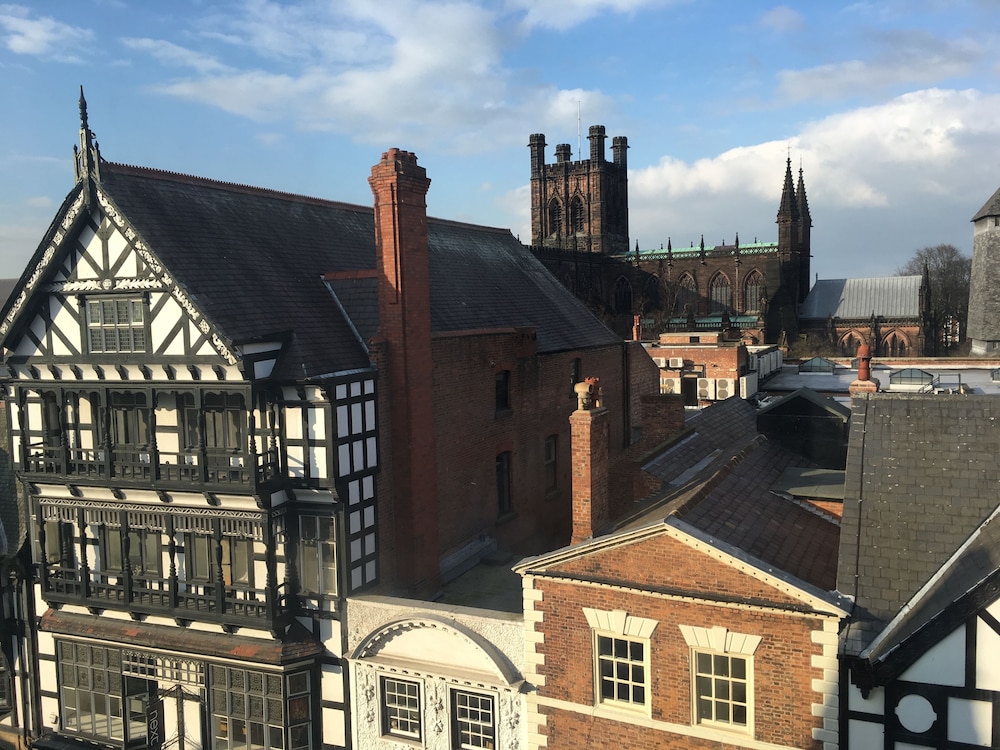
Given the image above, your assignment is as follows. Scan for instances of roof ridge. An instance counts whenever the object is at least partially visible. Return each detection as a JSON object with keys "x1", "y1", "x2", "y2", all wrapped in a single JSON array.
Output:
[
  {"x1": 102, "y1": 160, "x2": 372, "y2": 212},
  {"x1": 102, "y1": 161, "x2": 515, "y2": 235}
]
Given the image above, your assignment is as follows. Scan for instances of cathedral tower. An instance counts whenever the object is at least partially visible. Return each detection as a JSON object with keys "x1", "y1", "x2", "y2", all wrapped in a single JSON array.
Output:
[{"x1": 529, "y1": 125, "x2": 629, "y2": 254}]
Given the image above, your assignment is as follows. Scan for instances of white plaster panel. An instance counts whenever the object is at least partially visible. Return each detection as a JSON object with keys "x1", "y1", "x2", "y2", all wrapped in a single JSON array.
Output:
[
  {"x1": 321, "y1": 663, "x2": 345, "y2": 703},
  {"x1": 323, "y1": 706, "x2": 346, "y2": 747},
  {"x1": 896, "y1": 744, "x2": 929, "y2": 750},
  {"x1": 987, "y1": 595, "x2": 1000, "y2": 621},
  {"x1": 977, "y1": 616, "x2": 1000, "y2": 690},
  {"x1": 899, "y1": 625, "x2": 965, "y2": 686},
  {"x1": 948, "y1": 697, "x2": 993, "y2": 745},
  {"x1": 848, "y1": 719, "x2": 884, "y2": 748},
  {"x1": 847, "y1": 681, "x2": 884, "y2": 713},
  {"x1": 50, "y1": 297, "x2": 79, "y2": 355}
]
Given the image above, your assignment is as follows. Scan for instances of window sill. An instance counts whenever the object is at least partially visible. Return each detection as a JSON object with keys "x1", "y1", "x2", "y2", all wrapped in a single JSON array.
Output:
[
  {"x1": 494, "y1": 408, "x2": 513, "y2": 420},
  {"x1": 497, "y1": 511, "x2": 518, "y2": 526}
]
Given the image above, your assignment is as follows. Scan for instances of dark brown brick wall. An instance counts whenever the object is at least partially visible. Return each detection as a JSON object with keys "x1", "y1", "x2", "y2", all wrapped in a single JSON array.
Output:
[{"x1": 430, "y1": 333, "x2": 629, "y2": 558}]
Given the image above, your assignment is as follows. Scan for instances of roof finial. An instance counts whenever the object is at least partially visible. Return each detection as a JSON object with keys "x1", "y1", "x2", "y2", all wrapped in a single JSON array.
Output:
[{"x1": 79, "y1": 86, "x2": 89, "y2": 131}]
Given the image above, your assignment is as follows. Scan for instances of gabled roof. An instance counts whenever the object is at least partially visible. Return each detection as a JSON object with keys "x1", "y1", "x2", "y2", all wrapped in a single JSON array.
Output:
[
  {"x1": 799, "y1": 276, "x2": 922, "y2": 320},
  {"x1": 627, "y1": 399, "x2": 841, "y2": 590},
  {"x1": 838, "y1": 393, "x2": 1000, "y2": 654},
  {"x1": 2, "y1": 161, "x2": 619, "y2": 379},
  {"x1": 514, "y1": 515, "x2": 847, "y2": 617},
  {"x1": 756, "y1": 387, "x2": 851, "y2": 421},
  {"x1": 972, "y1": 185, "x2": 1000, "y2": 221}
]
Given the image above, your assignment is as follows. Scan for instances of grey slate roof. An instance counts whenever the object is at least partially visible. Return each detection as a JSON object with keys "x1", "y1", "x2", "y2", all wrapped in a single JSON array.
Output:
[
  {"x1": 7, "y1": 162, "x2": 620, "y2": 380},
  {"x1": 838, "y1": 393, "x2": 1000, "y2": 655},
  {"x1": 972, "y1": 185, "x2": 1000, "y2": 221},
  {"x1": 799, "y1": 276, "x2": 922, "y2": 320},
  {"x1": 864, "y1": 506, "x2": 1000, "y2": 665}
]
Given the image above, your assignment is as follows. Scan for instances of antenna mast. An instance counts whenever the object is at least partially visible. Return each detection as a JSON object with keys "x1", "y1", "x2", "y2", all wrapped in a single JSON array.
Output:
[{"x1": 577, "y1": 100, "x2": 581, "y2": 157}]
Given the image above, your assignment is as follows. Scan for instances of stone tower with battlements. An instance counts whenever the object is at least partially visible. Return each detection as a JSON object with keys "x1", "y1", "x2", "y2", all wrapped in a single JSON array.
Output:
[{"x1": 529, "y1": 125, "x2": 629, "y2": 254}]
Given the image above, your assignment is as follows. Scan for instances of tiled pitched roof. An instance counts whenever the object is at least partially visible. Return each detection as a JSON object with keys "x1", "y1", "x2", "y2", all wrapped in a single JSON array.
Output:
[
  {"x1": 642, "y1": 397, "x2": 758, "y2": 486},
  {"x1": 675, "y1": 439, "x2": 840, "y2": 590},
  {"x1": 838, "y1": 393, "x2": 1000, "y2": 654},
  {"x1": 799, "y1": 276, "x2": 922, "y2": 320},
  {"x1": 972, "y1": 185, "x2": 1000, "y2": 221},
  {"x1": 636, "y1": 398, "x2": 840, "y2": 590},
  {"x1": 94, "y1": 163, "x2": 619, "y2": 377}
]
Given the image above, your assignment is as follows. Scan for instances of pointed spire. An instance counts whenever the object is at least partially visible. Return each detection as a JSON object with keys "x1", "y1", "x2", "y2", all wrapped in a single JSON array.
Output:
[
  {"x1": 796, "y1": 164, "x2": 812, "y2": 227},
  {"x1": 777, "y1": 157, "x2": 799, "y2": 222},
  {"x1": 75, "y1": 86, "x2": 101, "y2": 186},
  {"x1": 666, "y1": 237, "x2": 673, "y2": 265},
  {"x1": 699, "y1": 234, "x2": 706, "y2": 265}
]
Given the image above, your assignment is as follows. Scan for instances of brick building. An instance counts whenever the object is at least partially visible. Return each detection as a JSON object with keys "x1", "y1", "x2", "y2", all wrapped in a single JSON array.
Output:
[
  {"x1": 0, "y1": 95, "x2": 658, "y2": 749},
  {"x1": 517, "y1": 395, "x2": 847, "y2": 749}
]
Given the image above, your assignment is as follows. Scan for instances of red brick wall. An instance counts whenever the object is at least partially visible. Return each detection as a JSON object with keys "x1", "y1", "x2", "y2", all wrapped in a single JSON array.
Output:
[
  {"x1": 431, "y1": 333, "x2": 629, "y2": 557},
  {"x1": 370, "y1": 148, "x2": 440, "y2": 596},
  {"x1": 532, "y1": 537, "x2": 827, "y2": 748},
  {"x1": 570, "y1": 405, "x2": 609, "y2": 543}
]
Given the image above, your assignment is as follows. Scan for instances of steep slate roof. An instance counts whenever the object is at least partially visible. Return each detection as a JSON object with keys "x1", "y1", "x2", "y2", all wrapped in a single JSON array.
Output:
[
  {"x1": 838, "y1": 393, "x2": 1000, "y2": 655},
  {"x1": 972, "y1": 185, "x2": 1000, "y2": 221},
  {"x1": 86, "y1": 162, "x2": 619, "y2": 377},
  {"x1": 864, "y1": 506, "x2": 1000, "y2": 668},
  {"x1": 799, "y1": 276, "x2": 922, "y2": 320}
]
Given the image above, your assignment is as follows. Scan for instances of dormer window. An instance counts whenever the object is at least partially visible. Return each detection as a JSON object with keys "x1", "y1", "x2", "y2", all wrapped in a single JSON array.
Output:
[{"x1": 87, "y1": 297, "x2": 147, "y2": 353}]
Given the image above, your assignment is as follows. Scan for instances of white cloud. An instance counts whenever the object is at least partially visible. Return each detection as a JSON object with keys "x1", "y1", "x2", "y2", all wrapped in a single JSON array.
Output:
[
  {"x1": 505, "y1": 0, "x2": 674, "y2": 31},
  {"x1": 0, "y1": 4, "x2": 93, "y2": 61},
  {"x1": 622, "y1": 88, "x2": 1000, "y2": 277},
  {"x1": 23, "y1": 196, "x2": 53, "y2": 209},
  {"x1": 122, "y1": 38, "x2": 230, "y2": 75},
  {"x1": 777, "y1": 31, "x2": 984, "y2": 102},
  {"x1": 758, "y1": 6, "x2": 804, "y2": 33},
  {"x1": 134, "y1": 0, "x2": 616, "y2": 152}
]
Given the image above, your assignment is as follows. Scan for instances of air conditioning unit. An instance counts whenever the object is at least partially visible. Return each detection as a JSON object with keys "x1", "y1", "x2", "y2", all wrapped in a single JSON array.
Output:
[
  {"x1": 697, "y1": 378, "x2": 716, "y2": 400},
  {"x1": 740, "y1": 373, "x2": 758, "y2": 399},
  {"x1": 652, "y1": 357, "x2": 667, "y2": 368},
  {"x1": 668, "y1": 357, "x2": 685, "y2": 369},
  {"x1": 716, "y1": 378, "x2": 736, "y2": 400},
  {"x1": 660, "y1": 377, "x2": 681, "y2": 395}
]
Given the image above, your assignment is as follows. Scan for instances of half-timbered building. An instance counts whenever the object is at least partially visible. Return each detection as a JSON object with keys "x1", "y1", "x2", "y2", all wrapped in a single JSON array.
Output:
[{"x1": 0, "y1": 93, "x2": 650, "y2": 749}]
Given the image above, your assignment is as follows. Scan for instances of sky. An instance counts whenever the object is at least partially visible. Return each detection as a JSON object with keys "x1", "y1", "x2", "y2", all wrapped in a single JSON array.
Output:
[{"x1": 1, "y1": 0, "x2": 999, "y2": 284}]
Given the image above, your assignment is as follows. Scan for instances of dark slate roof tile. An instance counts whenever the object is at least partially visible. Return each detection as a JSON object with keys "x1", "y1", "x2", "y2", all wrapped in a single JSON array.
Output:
[
  {"x1": 838, "y1": 393, "x2": 1000, "y2": 653},
  {"x1": 92, "y1": 163, "x2": 618, "y2": 379}
]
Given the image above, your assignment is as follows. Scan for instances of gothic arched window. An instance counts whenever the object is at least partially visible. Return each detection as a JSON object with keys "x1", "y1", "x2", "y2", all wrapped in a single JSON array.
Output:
[
  {"x1": 675, "y1": 273, "x2": 697, "y2": 315},
  {"x1": 571, "y1": 196, "x2": 586, "y2": 233},
  {"x1": 642, "y1": 275, "x2": 660, "y2": 312},
  {"x1": 885, "y1": 333, "x2": 907, "y2": 357},
  {"x1": 742, "y1": 270, "x2": 764, "y2": 314},
  {"x1": 709, "y1": 273, "x2": 732, "y2": 314},
  {"x1": 548, "y1": 199, "x2": 563, "y2": 236},
  {"x1": 614, "y1": 277, "x2": 633, "y2": 314}
]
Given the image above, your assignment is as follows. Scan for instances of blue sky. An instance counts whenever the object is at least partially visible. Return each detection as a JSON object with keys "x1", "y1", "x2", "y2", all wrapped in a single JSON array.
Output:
[{"x1": 1, "y1": 0, "x2": 999, "y2": 283}]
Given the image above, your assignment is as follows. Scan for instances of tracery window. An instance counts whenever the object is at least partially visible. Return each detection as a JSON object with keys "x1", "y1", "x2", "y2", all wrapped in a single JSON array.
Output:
[
  {"x1": 709, "y1": 273, "x2": 732, "y2": 314},
  {"x1": 548, "y1": 198, "x2": 563, "y2": 236},
  {"x1": 675, "y1": 273, "x2": 697, "y2": 315},
  {"x1": 742, "y1": 270, "x2": 764, "y2": 314},
  {"x1": 571, "y1": 195, "x2": 586, "y2": 233},
  {"x1": 613, "y1": 277, "x2": 633, "y2": 314}
]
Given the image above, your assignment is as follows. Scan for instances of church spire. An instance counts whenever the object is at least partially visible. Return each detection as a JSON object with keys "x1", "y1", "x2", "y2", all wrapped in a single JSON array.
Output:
[
  {"x1": 796, "y1": 164, "x2": 812, "y2": 228},
  {"x1": 777, "y1": 156, "x2": 799, "y2": 223}
]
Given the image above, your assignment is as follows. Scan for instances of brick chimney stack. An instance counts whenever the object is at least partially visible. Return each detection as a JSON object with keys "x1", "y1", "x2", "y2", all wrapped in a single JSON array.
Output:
[
  {"x1": 370, "y1": 148, "x2": 441, "y2": 597},
  {"x1": 570, "y1": 377, "x2": 610, "y2": 544}
]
